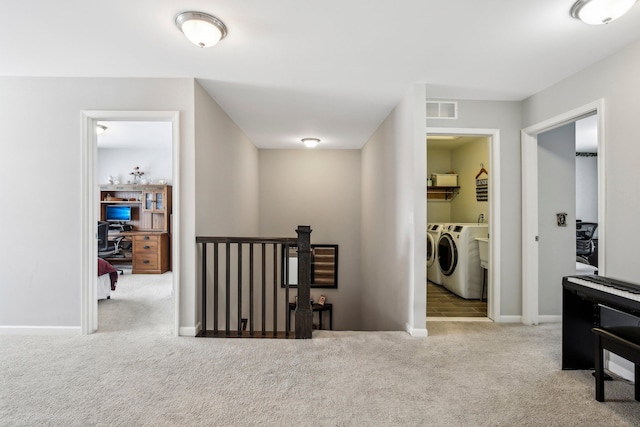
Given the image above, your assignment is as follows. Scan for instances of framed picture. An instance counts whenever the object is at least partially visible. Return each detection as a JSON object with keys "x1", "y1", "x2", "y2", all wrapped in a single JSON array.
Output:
[
  {"x1": 318, "y1": 295, "x2": 326, "y2": 306},
  {"x1": 281, "y1": 244, "x2": 339, "y2": 289}
]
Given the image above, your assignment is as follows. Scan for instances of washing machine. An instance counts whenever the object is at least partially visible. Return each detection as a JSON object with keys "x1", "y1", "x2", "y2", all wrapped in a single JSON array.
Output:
[
  {"x1": 438, "y1": 223, "x2": 488, "y2": 299},
  {"x1": 427, "y1": 223, "x2": 445, "y2": 285}
]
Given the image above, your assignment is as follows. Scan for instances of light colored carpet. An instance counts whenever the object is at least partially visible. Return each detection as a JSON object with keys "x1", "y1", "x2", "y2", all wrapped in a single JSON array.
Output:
[{"x1": 2, "y1": 273, "x2": 640, "y2": 426}]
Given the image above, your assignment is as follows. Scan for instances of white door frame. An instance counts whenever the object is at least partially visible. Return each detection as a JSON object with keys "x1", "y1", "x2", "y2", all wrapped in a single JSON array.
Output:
[
  {"x1": 427, "y1": 127, "x2": 501, "y2": 321},
  {"x1": 521, "y1": 99, "x2": 605, "y2": 325},
  {"x1": 81, "y1": 110, "x2": 181, "y2": 335}
]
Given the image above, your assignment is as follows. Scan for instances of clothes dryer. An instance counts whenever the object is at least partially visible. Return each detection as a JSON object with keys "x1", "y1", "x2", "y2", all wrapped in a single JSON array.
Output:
[
  {"x1": 427, "y1": 223, "x2": 445, "y2": 285},
  {"x1": 438, "y1": 224, "x2": 488, "y2": 299}
]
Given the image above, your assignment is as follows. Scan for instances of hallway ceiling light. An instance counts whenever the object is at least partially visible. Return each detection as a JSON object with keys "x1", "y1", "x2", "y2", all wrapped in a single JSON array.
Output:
[
  {"x1": 96, "y1": 124, "x2": 108, "y2": 135},
  {"x1": 301, "y1": 138, "x2": 320, "y2": 148},
  {"x1": 175, "y1": 11, "x2": 227, "y2": 48},
  {"x1": 570, "y1": 0, "x2": 637, "y2": 24}
]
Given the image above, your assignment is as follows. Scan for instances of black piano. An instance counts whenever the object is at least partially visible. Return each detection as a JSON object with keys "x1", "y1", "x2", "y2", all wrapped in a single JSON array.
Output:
[{"x1": 562, "y1": 275, "x2": 640, "y2": 370}]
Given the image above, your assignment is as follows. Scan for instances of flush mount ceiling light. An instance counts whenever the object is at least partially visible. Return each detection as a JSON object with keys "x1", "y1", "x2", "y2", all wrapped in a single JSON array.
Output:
[
  {"x1": 175, "y1": 11, "x2": 227, "y2": 48},
  {"x1": 301, "y1": 138, "x2": 320, "y2": 148},
  {"x1": 570, "y1": 0, "x2": 637, "y2": 24},
  {"x1": 96, "y1": 124, "x2": 108, "y2": 135}
]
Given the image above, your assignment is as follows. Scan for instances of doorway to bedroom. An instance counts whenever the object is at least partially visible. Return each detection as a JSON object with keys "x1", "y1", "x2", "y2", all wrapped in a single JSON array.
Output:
[
  {"x1": 82, "y1": 110, "x2": 180, "y2": 336},
  {"x1": 96, "y1": 120, "x2": 174, "y2": 331}
]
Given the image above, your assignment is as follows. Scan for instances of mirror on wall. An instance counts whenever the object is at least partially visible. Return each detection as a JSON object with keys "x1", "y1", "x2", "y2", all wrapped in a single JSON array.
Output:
[{"x1": 282, "y1": 244, "x2": 338, "y2": 289}]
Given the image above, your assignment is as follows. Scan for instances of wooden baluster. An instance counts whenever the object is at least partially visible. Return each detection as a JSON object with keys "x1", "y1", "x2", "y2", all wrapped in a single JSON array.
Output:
[
  {"x1": 285, "y1": 243, "x2": 290, "y2": 337},
  {"x1": 201, "y1": 242, "x2": 207, "y2": 334},
  {"x1": 249, "y1": 243, "x2": 254, "y2": 337},
  {"x1": 225, "y1": 242, "x2": 231, "y2": 337},
  {"x1": 273, "y1": 243, "x2": 278, "y2": 336},
  {"x1": 261, "y1": 243, "x2": 266, "y2": 337},
  {"x1": 237, "y1": 243, "x2": 242, "y2": 337},
  {"x1": 295, "y1": 226, "x2": 313, "y2": 339},
  {"x1": 213, "y1": 243, "x2": 219, "y2": 335}
]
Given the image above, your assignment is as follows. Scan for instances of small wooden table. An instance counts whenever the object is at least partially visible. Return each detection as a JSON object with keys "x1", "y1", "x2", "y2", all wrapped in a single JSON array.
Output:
[{"x1": 289, "y1": 303, "x2": 333, "y2": 330}]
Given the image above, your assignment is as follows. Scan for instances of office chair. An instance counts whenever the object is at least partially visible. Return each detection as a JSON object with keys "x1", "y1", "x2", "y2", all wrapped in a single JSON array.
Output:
[
  {"x1": 98, "y1": 221, "x2": 124, "y2": 274},
  {"x1": 576, "y1": 222, "x2": 597, "y2": 264}
]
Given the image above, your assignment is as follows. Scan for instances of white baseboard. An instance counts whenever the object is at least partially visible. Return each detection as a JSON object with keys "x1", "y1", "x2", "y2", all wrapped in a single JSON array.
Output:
[
  {"x1": 495, "y1": 315, "x2": 522, "y2": 323},
  {"x1": 0, "y1": 326, "x2": 81, "y2": 335},
  {"x1": 406, "y1": 323, "x2": 428, "y2": 337},
  {"x1": 179, "y1": 322, "x2": 200, "y2": 337},
  {"x1": 607, "y1": 353, "x2": 635, "y2": 382}
]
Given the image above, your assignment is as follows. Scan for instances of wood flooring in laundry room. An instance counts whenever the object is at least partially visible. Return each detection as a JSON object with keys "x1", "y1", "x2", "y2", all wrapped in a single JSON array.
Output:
[{"x1": 427, "y1": 281, "x2": 487, "y2": 317}]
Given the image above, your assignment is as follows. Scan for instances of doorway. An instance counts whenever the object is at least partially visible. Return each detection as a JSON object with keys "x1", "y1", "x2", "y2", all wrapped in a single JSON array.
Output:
[
  {"x1": 521, "y1": 100, "x2": 605, "y2": 325},
  {"x1": 81, "y1": 111, "x2": 181, "y2": 335},
  {"x1": 426, "y1": 127, "x2": 501, "y2": 321}
]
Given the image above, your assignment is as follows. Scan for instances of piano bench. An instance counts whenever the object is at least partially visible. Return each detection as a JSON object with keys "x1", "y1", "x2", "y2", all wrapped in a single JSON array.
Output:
[{"x1": 593, "y1": 326, "x2": 640, "y2": 402}]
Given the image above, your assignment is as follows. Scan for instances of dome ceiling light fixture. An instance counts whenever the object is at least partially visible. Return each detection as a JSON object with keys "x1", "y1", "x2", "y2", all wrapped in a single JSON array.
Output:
[
  {"x1": 301, "y1": 138, "x2": 320, "y2": 148},
  {"x1": 175, "y1": 11, "x2": 228, "y2": 48},
  {"x1": 570, "y1": 0, "x2": 637, "y2": 25},
  {"x1": 96, "y1": 124, "x2": 108, "y2": 135}
]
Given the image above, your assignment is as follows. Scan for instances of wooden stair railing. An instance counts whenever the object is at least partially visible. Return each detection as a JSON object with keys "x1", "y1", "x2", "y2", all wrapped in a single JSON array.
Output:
[{"x1": 195, "y1": 225, "x2": 313, "y2": 339}]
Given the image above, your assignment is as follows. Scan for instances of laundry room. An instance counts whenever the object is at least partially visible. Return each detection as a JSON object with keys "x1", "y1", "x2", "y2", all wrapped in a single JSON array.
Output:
[{"x1": 426, "y1": 135, "x2": 490, "y2": 318}]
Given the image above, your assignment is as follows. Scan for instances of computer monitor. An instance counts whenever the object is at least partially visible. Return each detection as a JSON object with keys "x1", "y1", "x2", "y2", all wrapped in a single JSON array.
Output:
[{"x1": 105, "y1": 205, "x2": 132, "y2": 222}]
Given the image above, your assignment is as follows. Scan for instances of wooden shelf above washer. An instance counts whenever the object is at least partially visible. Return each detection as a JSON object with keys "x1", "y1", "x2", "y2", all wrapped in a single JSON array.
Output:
[{"x1": 427, "y1": 186, "x2": 460, "y2": 201}]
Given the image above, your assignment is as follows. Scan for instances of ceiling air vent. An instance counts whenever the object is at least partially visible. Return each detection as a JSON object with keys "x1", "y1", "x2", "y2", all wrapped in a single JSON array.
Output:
[{"x1": 426, "y1": 101, "x2": 457, "y2": 119}]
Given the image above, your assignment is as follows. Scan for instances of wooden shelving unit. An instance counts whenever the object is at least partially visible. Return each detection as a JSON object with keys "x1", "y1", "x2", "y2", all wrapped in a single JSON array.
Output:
[
  {"x1": 99, "y1": 184, "x2": 172, "y2": 274},
  {"x1": 427, "y1": 186, "x2": 460, "y2": 201}
]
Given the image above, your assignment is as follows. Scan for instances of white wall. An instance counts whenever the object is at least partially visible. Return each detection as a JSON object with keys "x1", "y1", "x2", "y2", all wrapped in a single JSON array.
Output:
[
  {"x1": 194, "y1": 81, "x2": 260, "y2": 331},
  {"x1": 522, "y1": 39, "x2": 640, "y2": 283},
  {"x1": 98, "y1": 146, "x2": 173, "y2": 186},
  {"x1": 427, "y1": 99, "x2": 522, "y2": 316},
  {"x1": 450, "y1": 138, "x2": 490, "y2": 224},
  {"x1": 0, "y1": 77, "x2": 196, "y2": 331},
  {"x1": 538, "y1": 123, "x2": 576, "y2": 316},
  {"x1": 194, "y1": 81, "x2": 258, "y2": 237},
  {"x1": 576, "y1": 155, "x2": 598, "y2": 223},
  {"x1": 258, "y1": 150, "x2": 362, "y2": 330},
  {"x1": 0, "y1": 77, "x2": 260, "y2": 334},
  {"x1": 361, "y1": 84, "x2": 426, "y2": 333}
]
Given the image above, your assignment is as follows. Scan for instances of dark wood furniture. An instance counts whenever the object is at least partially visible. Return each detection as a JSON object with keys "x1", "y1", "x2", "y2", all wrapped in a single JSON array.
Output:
[
  {"x1": 289, "y1": 302, "x2": 333, "y2": 330},
  {"x1": 562, "y1": 275, "x2": 640, "y2": 370},
  {"x1": 593, "y1": 326, "x2": 640, "y2": 402},
  {"x1": 99, "y1": 184, "x2": 172, "y2": 274}
]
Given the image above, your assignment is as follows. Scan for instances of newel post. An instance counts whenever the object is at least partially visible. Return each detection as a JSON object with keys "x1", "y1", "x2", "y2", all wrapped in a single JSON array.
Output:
[{"x1": 295, "y1": 225, "x2": 313, "y2": 339}]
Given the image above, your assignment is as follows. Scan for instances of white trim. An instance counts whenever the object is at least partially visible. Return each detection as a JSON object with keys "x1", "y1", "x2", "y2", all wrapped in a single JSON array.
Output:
[
  {"x1": 81, "y1": 113, "x2": 98, "y2": 334},
  {"x1": 427, "y1": 127, "x2": 501, "y2": 322},
  {"x1": 179, "y1": 325, "x2": 199, "y2": 337},
  {"x1": 521, "y1": 130, "x2": 539, "y2": 325},
  {"x1": 81, "y1": 110, "x2": 181, "y2": 336},
  {"x1": 607, "y1": 353, "x2": 634, "y2": 382},
  {"x1": 406, "y1": 323, "x2": 429, "y2": 336},
  {"x1": 0, "y1": 326, "x2": 82, "y2": 335},
  {"x1": 521, "y1": 100, "x2": 605, "y2": 326},
  {"x1": 495, "y1": 315, "x2": 523, "y2": 323}
]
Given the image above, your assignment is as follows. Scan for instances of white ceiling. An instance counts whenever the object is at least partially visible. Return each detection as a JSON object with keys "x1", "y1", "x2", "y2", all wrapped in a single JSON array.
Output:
[
  {"x1": 2, "y1": 1, "x2": 639, "y2": 149},
  {"x1": 97, "y1": 121, "x2": 172, "y2": 149}
]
